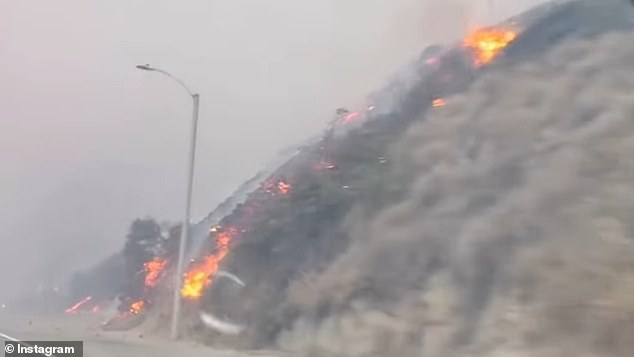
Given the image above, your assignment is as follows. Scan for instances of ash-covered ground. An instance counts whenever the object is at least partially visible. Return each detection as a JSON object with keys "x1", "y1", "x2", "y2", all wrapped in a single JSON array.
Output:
[{"x1": 194, "y1": 1, "x2": 634, "y2": 356}]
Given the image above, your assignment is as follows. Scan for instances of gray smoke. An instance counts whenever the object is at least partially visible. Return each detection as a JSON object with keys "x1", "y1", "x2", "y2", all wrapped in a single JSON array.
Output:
[{"x1": 279, "y1": 31, "x2": 634, "y2": 357}]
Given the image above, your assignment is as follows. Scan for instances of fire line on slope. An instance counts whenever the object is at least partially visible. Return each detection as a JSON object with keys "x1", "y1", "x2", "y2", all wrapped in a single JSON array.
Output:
[{"x1": 181, "y1": 226, "x2": 237, "y2": 300}]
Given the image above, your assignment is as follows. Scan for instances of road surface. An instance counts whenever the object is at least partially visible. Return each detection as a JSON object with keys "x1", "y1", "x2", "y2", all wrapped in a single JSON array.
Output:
[{"x1": 0, "y1": 310, "x2": 282, "y2": 357}]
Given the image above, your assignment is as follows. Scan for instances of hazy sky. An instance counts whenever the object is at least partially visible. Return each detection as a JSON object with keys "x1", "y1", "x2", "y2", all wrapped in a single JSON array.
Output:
[{"x1": 0, "y1": 0, "x2": 545, "y2": 299}]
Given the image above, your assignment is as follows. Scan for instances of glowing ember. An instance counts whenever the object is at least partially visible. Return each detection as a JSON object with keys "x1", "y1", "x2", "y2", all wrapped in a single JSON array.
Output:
[
  {"x1": 143, "y1": 257, "x2": 168, "y2": 288},
  {"x1": 181, "y1": 226, "x2": 236, "y2": 299},
  {"x1": 432, "y1": 98, "x2": 446, "y2": 107},
  {"x1": 91, "y1": 305, "x2": 100, "y2": 313},
  {"x1": 340, "y1": 111, "x2": 362, "y2": 124},
  {"x1": 265, "y1": 179, "x2": 292, "y2": 195},
  {"x1": 129, "y1": 300, "x2": 145, "y2": 315},
  {"x1": 65, "y1": 296, "x2": 92, "y2": 314},
  {"x1": 277, "y1": 180, "x2": 292, "y2": 194},
  {"x1": 463, "y1": 28, "x2": 517, "y2": 66}
]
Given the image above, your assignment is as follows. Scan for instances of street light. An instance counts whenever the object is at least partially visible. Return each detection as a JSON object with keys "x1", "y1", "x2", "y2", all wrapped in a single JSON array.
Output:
[{"x1": 136, "y1": 64, "x2": 200, "y2": 339}]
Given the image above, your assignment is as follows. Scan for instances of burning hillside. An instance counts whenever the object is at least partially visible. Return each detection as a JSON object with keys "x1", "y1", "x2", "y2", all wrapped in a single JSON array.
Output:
[
  {"x1": 65, "y1": 0, "x2": 634, "y2": 355},
  {"x1": 279, "y1": 28, "x2": 634, "y2": 356},
  {"x1": 195, "y1": 1, "x2": 634, "y2": 355}
]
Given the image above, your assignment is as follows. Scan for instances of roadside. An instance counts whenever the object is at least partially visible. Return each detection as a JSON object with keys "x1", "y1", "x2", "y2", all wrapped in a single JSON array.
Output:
[{"x1": 0, "y1": 311, "x2": 283, "y2": 357}]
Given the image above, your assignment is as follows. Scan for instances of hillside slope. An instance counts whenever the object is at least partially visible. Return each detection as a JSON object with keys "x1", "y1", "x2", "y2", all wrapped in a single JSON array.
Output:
[
  {"x1": 60, "y1": 1, "x2": 634, "y2": 356},
  {"x1": 185, "y1": 1, "x2": 634, "y2": 356}
]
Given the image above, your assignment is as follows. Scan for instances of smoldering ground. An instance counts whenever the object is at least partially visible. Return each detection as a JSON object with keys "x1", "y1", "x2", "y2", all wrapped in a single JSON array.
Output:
[{"x1": 280, "y1": 32, "x2": 634, "y2": 357}]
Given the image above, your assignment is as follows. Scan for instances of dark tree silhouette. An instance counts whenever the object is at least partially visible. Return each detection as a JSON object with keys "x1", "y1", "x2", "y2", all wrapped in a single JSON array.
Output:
[{"x1": 121, "y1": 218, "x2": 162, "y2": 299}]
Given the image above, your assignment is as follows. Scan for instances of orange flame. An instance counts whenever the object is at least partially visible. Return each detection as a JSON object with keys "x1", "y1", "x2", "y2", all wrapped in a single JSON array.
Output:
[
  {"x1": 64, "y1": 296, "x2": 92, "y2": 314},
  {"x1": 181, "y1": 226, "x2": 236, "y2": 299},
  {"x1": 129, "y1": 300, "x2": 145, "y2": 315},
  {"x1": 463, "y1": 28, "x2": 517, "y2": 66},
  {"x1": 277, "y1": 180, "x2": 292, "y2": 195},
  {"x1": 432, "y1": 98, "x2": 446, "y2": 107},
  {"x1": 143, "y1": 257, "x2": 168, "y2": 288},
  {"x1": 265, "y1": 179, "x2": 292, "y2": 195}
]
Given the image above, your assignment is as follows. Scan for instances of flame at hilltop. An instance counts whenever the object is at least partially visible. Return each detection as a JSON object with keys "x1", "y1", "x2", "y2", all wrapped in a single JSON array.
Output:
[{"x1": 463, "y1": 27, "x2": 517, "y2": 66}]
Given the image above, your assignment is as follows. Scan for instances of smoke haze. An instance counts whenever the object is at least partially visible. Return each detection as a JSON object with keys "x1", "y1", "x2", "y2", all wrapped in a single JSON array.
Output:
[
  {"x1": 0, "y1": 0, "x2": 431, "y2": 301},
  {"x1": 0, "y1": 0, "x2": 548, "y2": 302},
  {"x1": 280, "y1": 30, "x2": 634, "y2": 356}
]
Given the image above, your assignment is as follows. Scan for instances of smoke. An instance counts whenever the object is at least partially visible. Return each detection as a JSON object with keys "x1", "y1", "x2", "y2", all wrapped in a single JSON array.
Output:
[
  {"x1": 0, "y1": 0, "x2": 516, "y2": 306},
  {"x1": 0, "y1": 0, "x2": 462, "y2": 304},
  {"x1": 279, "y1": 31, "x2": 634, "y2": 356}
]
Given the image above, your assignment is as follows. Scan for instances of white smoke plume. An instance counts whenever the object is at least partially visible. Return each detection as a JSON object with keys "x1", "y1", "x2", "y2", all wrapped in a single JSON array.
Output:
[{"x1": 279, "y1": 31, "x2": 634, "y2": 357}]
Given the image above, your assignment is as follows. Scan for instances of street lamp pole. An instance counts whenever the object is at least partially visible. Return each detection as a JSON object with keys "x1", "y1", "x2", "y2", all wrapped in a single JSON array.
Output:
[{"x1": 136, "y1": 64, "x2": 199, "y2": 339}]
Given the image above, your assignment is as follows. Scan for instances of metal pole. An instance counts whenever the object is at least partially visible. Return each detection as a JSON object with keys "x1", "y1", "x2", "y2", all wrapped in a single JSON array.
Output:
[
  {"x1": 170, "y1": 93, "x2": 200, "y2": 339},
  {"x1": 136, "y1": 64, "x2": 199, "y2": 340}
]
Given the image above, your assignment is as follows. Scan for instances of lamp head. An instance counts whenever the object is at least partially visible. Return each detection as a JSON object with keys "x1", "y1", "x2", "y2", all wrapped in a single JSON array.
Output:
[{"x1": 136, "y1": 64, "x2": 154, "y2": 71}]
